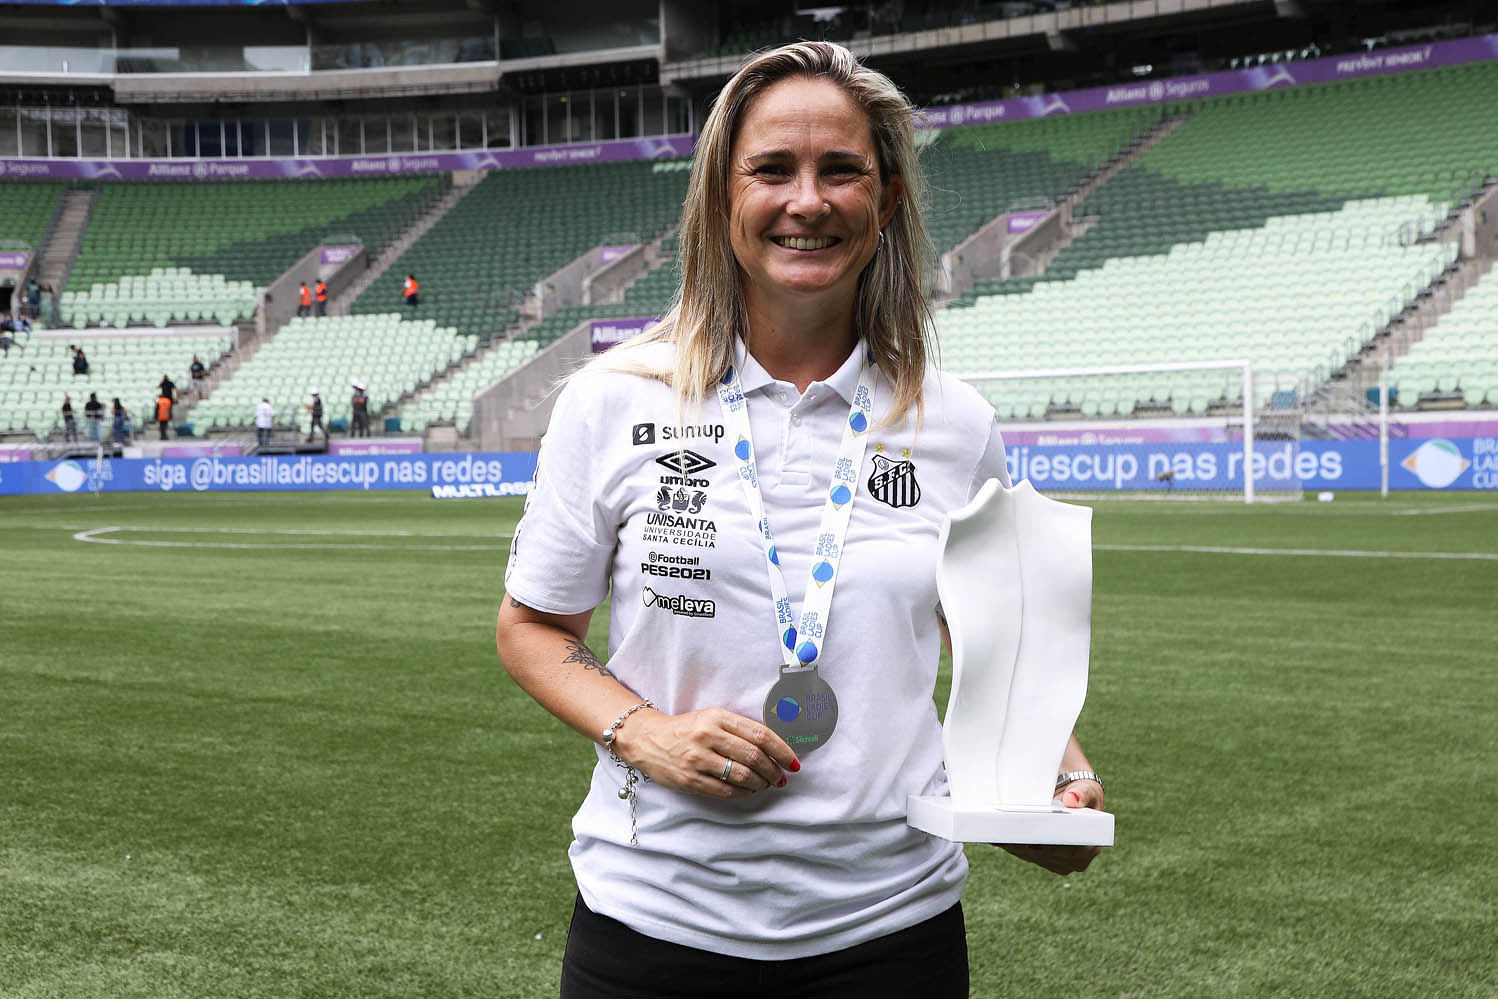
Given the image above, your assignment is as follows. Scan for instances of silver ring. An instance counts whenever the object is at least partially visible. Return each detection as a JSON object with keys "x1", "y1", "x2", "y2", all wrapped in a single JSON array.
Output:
[{"x1": 719, "y1": 759, "x2": 733, "y2": 782}]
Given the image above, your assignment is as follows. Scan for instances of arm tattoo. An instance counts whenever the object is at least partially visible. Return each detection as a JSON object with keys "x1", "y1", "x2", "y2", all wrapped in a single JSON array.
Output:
[
  {"x1": 508, "y1": 596, "x2": 525, "y2": 608},
  {"x1": 562, "y1": 638, "x2": 613, "y2": 679}
]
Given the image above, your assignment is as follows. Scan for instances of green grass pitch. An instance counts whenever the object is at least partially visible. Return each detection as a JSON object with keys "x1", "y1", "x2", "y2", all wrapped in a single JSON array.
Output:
[{"x1": 2, "y1": 489, "x2": 1495, "y2": 997}]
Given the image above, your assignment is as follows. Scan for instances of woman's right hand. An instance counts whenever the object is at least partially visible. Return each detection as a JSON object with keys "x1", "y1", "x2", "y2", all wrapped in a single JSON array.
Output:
[{"x1": 612, "y1": 707, "x2": 800, "y2": 800}]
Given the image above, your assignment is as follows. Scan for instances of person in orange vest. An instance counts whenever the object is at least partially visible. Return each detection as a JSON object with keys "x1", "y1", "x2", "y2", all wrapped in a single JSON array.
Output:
[
  {"x1": 155, "y1": 392, "x2": 173, "y2": 440},
  {"x1": 402, "y1": 274, "x2": 419, "y2": 308},
  {"x1": 315, "y1": 279, "x2": 329, "y2": 317},
  {"x1": 297, "y1": 282, "x2": 312, "y2": 317}
]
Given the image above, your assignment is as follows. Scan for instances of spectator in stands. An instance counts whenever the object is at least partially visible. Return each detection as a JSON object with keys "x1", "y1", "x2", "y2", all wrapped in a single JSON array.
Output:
[
  {"x1": 494, "y1": 42, "x2": 1103, "y2": 999},
  {"x1": 0, "y1": 315, "x2": 23, "y2": 355},
  {"x1": 155, "y1": 391, "x2": 173, "y2": 440},
  {"x1": 159, "y1": 374, "x2": 177, "y2": 405},
  {"x1": 189, "y1": 355, "x2": 206, "y2": 394},
  {"x1": 315, "y1": 279, "x2": 329, "y2": 317},
  {"x1": 61, "y1": 394, "x2": 77, "y2": 442},
  {"x1": 24, "y1": 278, "x2": 40, "y2": 319},
  {"x1": 254, "y1": 397, "x2": 275, "y2": 447},
  {"x1": 297, "y1": 282, "x2": 313, "y2": 317},
  {"x1": 350, "y1": 381, "x2": 370, "y2": 437},
  {"x1": 40, "y1": 283, "x2": 57, "y2": 326},
  {"x1": 70, "y1": 344, "x2": 89, "y2": 376},
  {"x1": 83, "y1": 392, "x2": 104, "y2": 442},
  {"x1": 402, "y1": 274, "x2": 420, "y2": 308},
  {"x1": 111, "y1": 398, "x2": 131, "y2": 444},
  {"x1": 304, "y1": 387, "x2": 327, "y2": 443}
]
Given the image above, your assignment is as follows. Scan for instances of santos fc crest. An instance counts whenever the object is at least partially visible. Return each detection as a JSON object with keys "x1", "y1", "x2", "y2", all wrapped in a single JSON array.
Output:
[{"x1": 868, "y1": 450, "x2": 921, "y2": 508}]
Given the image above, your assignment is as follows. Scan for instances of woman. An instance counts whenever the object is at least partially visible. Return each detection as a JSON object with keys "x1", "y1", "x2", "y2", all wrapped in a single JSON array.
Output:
[
  {"x1": 496, "y1": 41, "x2": 1104, "y2": 997},
  {"x1": 110, "y1": 398, "x2": 130, "y2": 444}
]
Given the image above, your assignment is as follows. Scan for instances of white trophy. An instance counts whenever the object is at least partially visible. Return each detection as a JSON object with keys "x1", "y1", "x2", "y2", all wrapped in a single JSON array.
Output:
[{"x1": 907, "y1": 478, "x2": 1115, "y2": 846}]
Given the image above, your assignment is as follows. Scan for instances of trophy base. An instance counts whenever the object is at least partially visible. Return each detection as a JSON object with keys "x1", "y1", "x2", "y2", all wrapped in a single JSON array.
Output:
[{"x1": 907, "y1": 795, "x2": 1115, "y2": 846}]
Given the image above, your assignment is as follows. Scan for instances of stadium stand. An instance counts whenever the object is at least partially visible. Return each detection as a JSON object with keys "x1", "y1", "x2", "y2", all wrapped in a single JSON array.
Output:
[
  {"x1": 397, "y1": 338, "x2": 541, "y2": 434},
  {"x1": 0, "y1": 181, "x2": 63, "y2": 256},
  {"x1": 61, "y1": 267, "x2": 256, "y2": 329},
  {"x1": 188, "y1": 314, "x2": 476, "y2": 433},
  {"x1": 1389, "y1": 273, "x2": 1498, "y2": 409},
  {"x1": 921, "y1": 109, "x2": 1161, "y2": 252},
  {"x1": 349, "y1": 160, "x2": 689, "y2": 340},
  {"x1": 61, "y1": 176, "x2": 444, "y2": 325},
  {"x1": 935, "y1": 61, "x2": 1496, "y2": 417},
  {"x1": 940, "y1": 199, "x2": 1457, "y2": 418},
  {"x1": 0, "y1": 331, "x2": 234, "y2": 438}
]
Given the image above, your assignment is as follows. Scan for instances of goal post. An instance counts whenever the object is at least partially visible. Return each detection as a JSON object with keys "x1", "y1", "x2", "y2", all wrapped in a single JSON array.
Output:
[{"x1": 958, "y1": 359, "x2": 1304, "y2": 503}]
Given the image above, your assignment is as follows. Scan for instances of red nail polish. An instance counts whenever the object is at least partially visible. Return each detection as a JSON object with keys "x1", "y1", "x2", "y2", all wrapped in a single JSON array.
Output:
[
  {"x1": 790, "y1": 759, "x2": 801, "y2": 773},
  {"x1": 777, "y1": 777, "x2": 787, "y2": 788}
]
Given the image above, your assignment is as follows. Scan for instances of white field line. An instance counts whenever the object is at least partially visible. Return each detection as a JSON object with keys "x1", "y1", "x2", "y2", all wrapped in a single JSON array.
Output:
[
  {"x1": 1096, "y1": 543, "x2": 1498, "y2": 561},
  {"x1": 71, "y1": 525, "x2": 513, "y2": 551},
  {"x1": 1390, "y1": 504, "x2": 1498, "y2": 516}
]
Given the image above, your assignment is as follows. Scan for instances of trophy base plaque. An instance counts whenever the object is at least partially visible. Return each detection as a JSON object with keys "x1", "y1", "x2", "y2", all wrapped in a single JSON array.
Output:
[{"x1": 907, "y1": 795, "x2": 1115, "y2": 846}]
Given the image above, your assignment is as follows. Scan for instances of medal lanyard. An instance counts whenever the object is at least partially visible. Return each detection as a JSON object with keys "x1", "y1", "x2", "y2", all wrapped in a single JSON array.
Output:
[{"x1": 715, "y1": 343, "x2": 877, "y2": 671}]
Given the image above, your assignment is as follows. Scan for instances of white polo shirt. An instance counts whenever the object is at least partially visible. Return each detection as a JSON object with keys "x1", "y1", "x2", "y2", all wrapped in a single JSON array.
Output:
[{"x1": 505, "y1": 337, "x2": 1009, "y2": 960}]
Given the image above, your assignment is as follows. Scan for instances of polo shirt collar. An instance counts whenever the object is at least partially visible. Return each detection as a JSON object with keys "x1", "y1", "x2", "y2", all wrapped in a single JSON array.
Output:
[{"x1": 732, "y1": 336, "x2": 868, "y2": 405}]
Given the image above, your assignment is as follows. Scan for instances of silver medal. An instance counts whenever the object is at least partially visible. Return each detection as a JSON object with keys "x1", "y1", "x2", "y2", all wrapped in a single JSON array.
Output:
[{"x1": 763, "y1": 666, "x2": 839, "y2": 754}]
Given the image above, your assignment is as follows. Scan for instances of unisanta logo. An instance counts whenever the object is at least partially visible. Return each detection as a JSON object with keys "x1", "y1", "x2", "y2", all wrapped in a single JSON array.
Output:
[
  {"x1": 1401, "y1": 439, "x2": 1470, "y2": 488},
  {"x1": 45, "y1": 460, "x2": 88, "y2": 492}
]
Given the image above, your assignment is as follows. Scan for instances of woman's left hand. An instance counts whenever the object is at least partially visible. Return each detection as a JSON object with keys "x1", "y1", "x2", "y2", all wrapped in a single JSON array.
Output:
[{"x1": 994, "y1": 780, "x2": 1104, "y2": 876}]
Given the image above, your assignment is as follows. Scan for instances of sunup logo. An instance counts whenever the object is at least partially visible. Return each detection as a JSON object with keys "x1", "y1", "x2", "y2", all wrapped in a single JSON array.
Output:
[{"x1": 1401, "y1": 439, "x2": 1470, "y2": 488}]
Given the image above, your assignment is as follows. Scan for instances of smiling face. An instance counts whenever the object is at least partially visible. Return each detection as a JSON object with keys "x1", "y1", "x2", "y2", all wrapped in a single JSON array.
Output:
[{"x1": 728, "y1": 76, "x2": 902, "y2": 323}]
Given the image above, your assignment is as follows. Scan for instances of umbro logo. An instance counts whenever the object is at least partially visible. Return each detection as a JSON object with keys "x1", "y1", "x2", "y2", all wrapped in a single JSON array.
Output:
[{"x1": 656, "y1": 450, "x2": 716, "y2": 477}]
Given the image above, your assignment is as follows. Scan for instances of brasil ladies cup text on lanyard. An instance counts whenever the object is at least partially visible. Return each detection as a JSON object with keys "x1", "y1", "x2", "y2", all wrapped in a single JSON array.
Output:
[{"x1": 716, "y1": 347, "x2": 878, "y2": 755}]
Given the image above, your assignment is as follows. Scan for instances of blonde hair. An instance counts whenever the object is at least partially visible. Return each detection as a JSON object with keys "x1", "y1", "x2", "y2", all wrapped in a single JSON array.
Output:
[{"x1": 607, "y1": 40, "x2": 936, "y2": 423}]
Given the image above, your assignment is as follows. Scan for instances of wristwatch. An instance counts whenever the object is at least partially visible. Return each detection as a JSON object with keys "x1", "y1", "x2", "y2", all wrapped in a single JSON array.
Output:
[{"x1": 1055, "y1": 770, "x2": 1104, "y2": 794}]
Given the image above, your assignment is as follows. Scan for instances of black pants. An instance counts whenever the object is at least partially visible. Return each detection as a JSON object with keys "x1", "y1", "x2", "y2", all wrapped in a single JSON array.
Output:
[{"x1": 560, "y1": 895, "x2": 969, "y2": 999}]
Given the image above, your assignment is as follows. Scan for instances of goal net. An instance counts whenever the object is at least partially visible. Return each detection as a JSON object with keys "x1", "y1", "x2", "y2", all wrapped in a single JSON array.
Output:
[{"x1": 957, "y1": 360, "x2": 1307, "y2": 503}]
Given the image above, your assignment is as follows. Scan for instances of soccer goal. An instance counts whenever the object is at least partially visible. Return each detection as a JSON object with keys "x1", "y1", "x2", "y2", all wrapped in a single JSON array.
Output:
[{"x1": 959, "y1": 359, "x2": 1307, "y2": 503}]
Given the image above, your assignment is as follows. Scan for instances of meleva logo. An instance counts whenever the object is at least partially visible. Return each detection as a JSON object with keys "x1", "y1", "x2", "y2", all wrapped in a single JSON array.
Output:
[{"x1": 1401, "y1": 439, "x2": 1470, "y2": 488}]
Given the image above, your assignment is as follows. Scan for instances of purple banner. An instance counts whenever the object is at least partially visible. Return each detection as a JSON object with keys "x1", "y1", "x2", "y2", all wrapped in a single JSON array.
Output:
[
  {"x1": 1006, "y1": 211, "x2": 1048, "y2": 235},
  {"x1": 0, "y1": 136, "x2": 694, "y2": 182},
  {"x1": 600, "y1": 244, "x2": 639, "y2": 265},
  {"x1": 161, "y1": 443, "x2": 246, "y2": 458},
  {"x1": 320, "y1": 245, "x2": 361, "y2": 265},
  {"x1": 917, "y1": 33, "x2": 1498, "y2": 128},
  {"x1": 1002, "y1": 425, "x2": 1231, "y2": 446},
  {"x1": 590, "y1": 316, "x2": 658, "y2": 352},
  {"x1": 0, "y1": 445, "x2": 35, "y2": 463},
  {"x1": 0, "y1": 252, "x2": 32, "y2": 270},
  {"x1": 330, "y1": 440, "x2": 423, "y2": 456}
]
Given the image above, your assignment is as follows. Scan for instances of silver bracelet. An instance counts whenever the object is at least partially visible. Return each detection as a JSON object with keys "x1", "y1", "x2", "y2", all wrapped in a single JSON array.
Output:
[
  {"x1": 1055, "y1": 770, "x2": 1104, "y2": 794},
  {"x1": 600, "y1": 699, "x2": 654, "y2": 846}
]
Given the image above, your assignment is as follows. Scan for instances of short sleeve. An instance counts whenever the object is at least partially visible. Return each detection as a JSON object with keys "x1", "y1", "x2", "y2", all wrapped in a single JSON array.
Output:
[
  {"x1": 966, "y1": 414, "x2": 1011, "y2": 500},
  {"x1": 503, "y1": 376, "x2": 617, "y2": 614}
]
